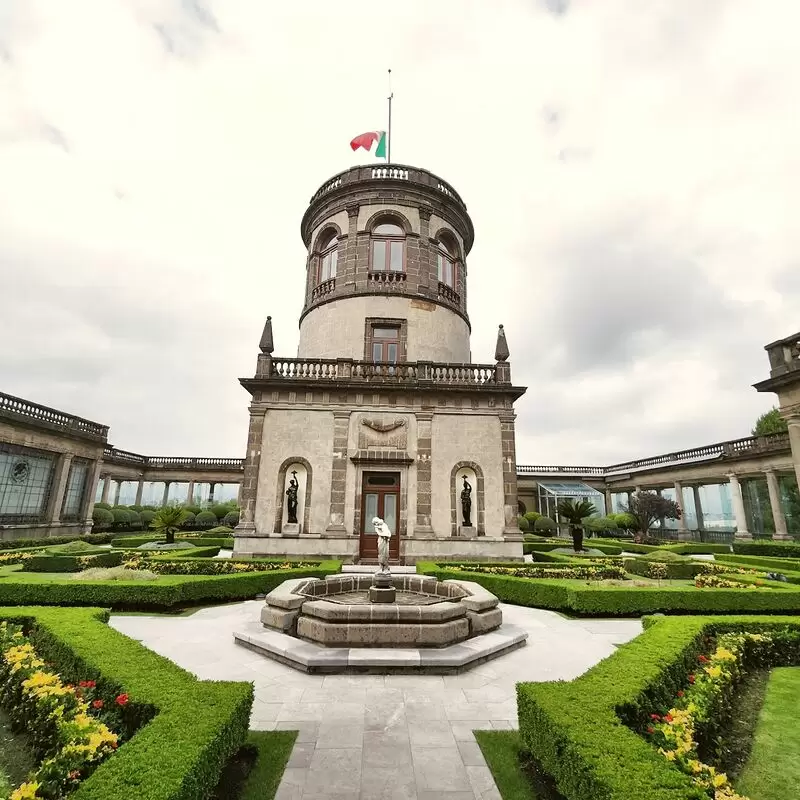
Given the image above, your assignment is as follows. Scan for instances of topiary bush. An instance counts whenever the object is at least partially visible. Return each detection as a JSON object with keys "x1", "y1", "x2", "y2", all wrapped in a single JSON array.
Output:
[
  {"x1": 111, "y1": 508, "x2": 131, "y2": 529},
  {"x1": 210, "y1": 504, "x2": 231, "y2": 521},
  {"x1": 518, "y1": 516, "x2": 530, "y2": 532},
  {"x1": 128, "y1": 504, "x2": 143, "y2": 513},
  {"x1": 183, "y1": 505, "x2": 202, "y2": 516},
  {"x1": 533, "y1": 517, "x2": 557, "y2": 535},
  {"x1": 127, "y1": 510, "x2": 142, "y2": 530},
  {"x1": 93, "y1": 502, "x2": 112, "y2": 511},
  {"x1": 223, "y1": 510, "x2": 240, "y2": 527},
  {"x1": 195, "y1": 510, "x2": 218, "y2": 529},
  {"x1": 524, "y1": 511, "x2": 541, "y2": 526},
  {"x1": 139, "y1": 509, "x2": 156, "y2": 527},
  {"x1": 180, "y1": 511, "x2": 196, "y2": 529},
  {"x1": 92, "y1": 507, "x2": 114, "y2": 530}
]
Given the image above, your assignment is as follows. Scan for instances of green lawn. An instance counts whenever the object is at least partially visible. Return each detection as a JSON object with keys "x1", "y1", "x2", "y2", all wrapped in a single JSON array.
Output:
[
  {"x1": 0, "y1": 706, "x2": 37, "y2": 795},
  {"x1": 0, "y1": 564, "x2": 227, "y2": 585},
  {"x1": 475, "y1": 730, "x2": 538, "y2": 800},
  {"x1": 736, "y1": 667, "x2": 800, "y2": 800}
]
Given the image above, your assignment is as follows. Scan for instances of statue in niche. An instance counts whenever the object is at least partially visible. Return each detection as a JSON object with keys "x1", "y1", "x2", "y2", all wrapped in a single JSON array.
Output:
[
  {"x1": 461, "y1": 476, "x2": 473, "y2": 527},
  {"x1": 286, "y1": 471, "x2": 299, "y2": 524}
]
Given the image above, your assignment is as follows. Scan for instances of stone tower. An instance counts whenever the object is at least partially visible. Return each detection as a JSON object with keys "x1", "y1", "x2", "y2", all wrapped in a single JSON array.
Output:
[{"x1": 234, "y1": 164, "x2": 527, "y2": 563}]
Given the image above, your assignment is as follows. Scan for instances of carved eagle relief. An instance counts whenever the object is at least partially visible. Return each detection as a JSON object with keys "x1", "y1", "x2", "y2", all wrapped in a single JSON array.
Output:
[
  {"x1": 358, "y1": 417, "x2": 408, "y2": 450},
  {"x1": 360, "y1": 418, "x2": 406, "y2": 433}
]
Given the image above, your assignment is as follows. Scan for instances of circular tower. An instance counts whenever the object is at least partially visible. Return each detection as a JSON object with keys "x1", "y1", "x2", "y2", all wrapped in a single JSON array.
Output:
[{"x1": 297, "y1": 164, "x2": 475, "y2": 364}]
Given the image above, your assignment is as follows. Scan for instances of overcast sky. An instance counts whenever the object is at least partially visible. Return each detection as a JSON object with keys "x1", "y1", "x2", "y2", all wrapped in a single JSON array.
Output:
[{"x1": 1, "y1": 0, "x2": 797, "y2": 465}]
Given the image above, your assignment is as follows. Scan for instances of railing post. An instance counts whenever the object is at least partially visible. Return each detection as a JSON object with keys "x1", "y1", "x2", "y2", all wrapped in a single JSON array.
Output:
[
  {"x1": 256, "y1": 354, "x2": 273, "y2": 378},
  {"x1": 336, "y1": 358, "x2": 353, "y2": 379},
  {"x1": 495, "y1": 362, "x2": 511, "y2": 384},
  {"x1": 418, "y1": 361, "x2": 433, "y2": 383}
]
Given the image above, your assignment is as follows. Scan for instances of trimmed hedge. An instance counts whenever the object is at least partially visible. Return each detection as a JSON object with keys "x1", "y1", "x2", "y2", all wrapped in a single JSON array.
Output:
[
  {"x1": 0, "y1": 561, "x2": 340, "y2": 609},
  {"x1": 0, "y1": 606, "x2": 253, "y2": 800},
  {"x1": 524, "y1": 541, "x2": 624, "y2": 556},
  {"x1": 732, "y1": 541, "x2": 800, "y2": 558},
  {"x1": 0, "y1": 533, "x2": 115, "y2": 552},
  {"x1": 516, "y1": 614, "x2": 800, "y2": 800},
  {"x1": 23, "y1": 551, "x2": 125, "y2": 573},
  {"x1": 716, "y1": 553, "x2": 800, "y2": 574},
  {"x1": 416, "y1": 562, "x2": 800, "y2": 615},
  {"x1": 591, "y1": 539, "x2": 731, "y2": 555},
  {"x1": 145, "y1": 546, "x2": 222, "y2": 559},
  {"x1": 111, "y1": 535, "x2": 234, "y2": 550},
  {"x1": 623, "y1": 556, "x2": 707, "y2": 581}
]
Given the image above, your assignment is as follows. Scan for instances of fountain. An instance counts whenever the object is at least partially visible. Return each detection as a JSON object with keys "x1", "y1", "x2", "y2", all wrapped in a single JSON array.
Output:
[{"x1": 233, "y1": 517, "x2": 528, "y2": 673}]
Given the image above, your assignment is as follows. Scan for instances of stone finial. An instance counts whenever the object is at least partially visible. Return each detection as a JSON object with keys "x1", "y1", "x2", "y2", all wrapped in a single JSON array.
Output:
[
  {"x1": 259, "y1": 316, "x2": 274, "y2": 354},
  {"x1": 494, "y1": 324, "x2": 509, "y2": 362}
]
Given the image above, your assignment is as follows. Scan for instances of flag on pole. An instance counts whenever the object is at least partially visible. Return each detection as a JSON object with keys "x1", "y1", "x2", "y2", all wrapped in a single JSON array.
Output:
[{"x1": 350, "y1": 130, "x2": 387, "y2": 158}]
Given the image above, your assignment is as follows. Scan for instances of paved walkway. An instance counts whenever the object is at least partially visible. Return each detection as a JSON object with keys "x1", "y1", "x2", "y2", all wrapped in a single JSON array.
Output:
[{"x1": 110, "y1": 603, "x2": 641, "y2": 800}]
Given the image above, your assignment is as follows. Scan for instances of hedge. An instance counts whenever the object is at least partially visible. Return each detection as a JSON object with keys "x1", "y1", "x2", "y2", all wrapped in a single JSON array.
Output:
[
  {"x1": 111, "y1": 535, "x2": 234, "y2": 550},
  {"x1": 591, "y1": 539, "x2": 731, "y2": 555},
  {"x1": 0, "y1": 533, "x2": 115, "y2": 552},
  {"x1": 416, "y1": 562, "x2": 800, "y2": 615},
  {"x1": 716, "y1": 553, "x2": 800, "y2": 576},
  {"x1": 0, "y1": 606, "x2": 253, "y2": 800},
  {"x1": 732, "y1": 541, "x2": 800, "y2": 558},
  {"x1": 623, "y1": 557, "x2": 707, "y2": 581},
  {"x1": 145, "y1": 546, "x2": 222, "y2": 560},
  {"x1": 516, "y1": 614, "x2": 800, "y2": 800},
  {"x1": 22, "y1": 551, "x2": 125, "y2": 573},
  {"x1": 524, "y1": 541, "x2": 624, "y2": 556},
  {"x1": 0, "y1": 561, "x2": 340, "y2": 609}
]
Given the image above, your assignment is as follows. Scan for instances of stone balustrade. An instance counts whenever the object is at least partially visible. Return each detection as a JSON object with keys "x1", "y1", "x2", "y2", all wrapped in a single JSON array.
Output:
[
  {"x1": 266, "y1": 358, "x2": 505, "y2": 386},
  {"x1": 311, "y1": 277, "x2": 335, "y2": 301},
  {"x1": 0, "y1": 391, "x2": 108, "y2": 440},
  {"x1": 103, "y1": 447, "x2": 244, "y2": 471},
  {"x1": 765, "y1": 331, "x2": 800, "y2": 377}
]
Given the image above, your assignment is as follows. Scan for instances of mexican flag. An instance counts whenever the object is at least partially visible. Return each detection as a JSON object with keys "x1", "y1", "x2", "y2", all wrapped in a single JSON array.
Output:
[{"x1": 350, "y1": 130, "x2": 387, "y2": 158}]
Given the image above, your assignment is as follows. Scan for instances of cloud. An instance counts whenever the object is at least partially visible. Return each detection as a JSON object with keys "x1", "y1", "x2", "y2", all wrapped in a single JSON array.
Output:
[{"x1": 0, "y1": 0, "x2": 797, "y2": 469}]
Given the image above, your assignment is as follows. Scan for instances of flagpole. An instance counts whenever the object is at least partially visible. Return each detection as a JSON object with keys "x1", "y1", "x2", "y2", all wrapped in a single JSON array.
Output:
[{"x1": 387, "y1": 68, "x2": 393, "y2": 164}]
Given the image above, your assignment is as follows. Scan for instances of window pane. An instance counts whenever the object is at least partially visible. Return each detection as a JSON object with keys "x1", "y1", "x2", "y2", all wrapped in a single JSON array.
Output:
[
  {"x1": 329, "y1": 249, "x2": 338, "y2": 278},
  {"x1": 437, "y1": 253, "x2": 444, "y2": 282},
  {"x1": 439, "y1": 239, "x2": 453, "y2": 255},
  {"x1": 320, "y1": 253, "x2": 330, "y2": 282},
  {"x1": 62, "y1": 461, "x2": 88, "y2": 520},
  {"x1": 372, "y1": 342, "x2": 383, "y2": 361},
  {"x1": 387, "y1": 343, "x2": 398, "y2": 363},
  {"x1": 368, "y1": 475, "x2": 398, "y2": 487},
  {"x1": 445, "y1": 260, "x2": 453, "y2": 286},
  {"x1": 371, "y1": 240, "x2": 386, "y2": 271},
  {"x1": 320, "y1": 232, "x2": 337, "y2": 250},
  {"x1": 390, "y1": 240, "x2": 403, "y2": 271},
  {"x1": 373, "y1": 327, "x2": 398, "y2": 339},
  {"x1": 373, "y1": 223, "x2": 403, "y2": 235},
  {"x1": 383, "y1": 494, "x2": 397, "y2": 535},
  {"x1": 363, "y1": 493, "x2": 379, "y2": 532},
  {"x1": 0, "y1": 448, "x2": 55, "y2": 523}
]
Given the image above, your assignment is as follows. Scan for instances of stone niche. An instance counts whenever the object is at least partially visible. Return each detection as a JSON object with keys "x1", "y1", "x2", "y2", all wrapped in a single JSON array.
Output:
[
  {"x1": 455, "y1": 466, "x2": 478, "y2": 537},
  {"x1": 281, "y1": 462, "x2": 308, "y2": 534}
]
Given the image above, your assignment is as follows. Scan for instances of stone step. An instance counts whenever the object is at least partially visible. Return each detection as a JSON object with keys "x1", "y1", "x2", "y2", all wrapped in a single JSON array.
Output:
[{"x1": 342, "y1": 564, "x2": 417, "y2": 574}]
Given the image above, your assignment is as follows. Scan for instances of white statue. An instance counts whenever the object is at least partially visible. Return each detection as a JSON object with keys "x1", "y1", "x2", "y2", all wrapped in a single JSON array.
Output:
[{"x1": 372, "y1": 516, "x2": 392, "y2": 572}]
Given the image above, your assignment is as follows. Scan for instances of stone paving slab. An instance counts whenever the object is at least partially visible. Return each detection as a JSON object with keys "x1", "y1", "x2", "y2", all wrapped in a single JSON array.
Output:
[{"x1": 110, "y1": 600, "x2": 642, "y2": 799}]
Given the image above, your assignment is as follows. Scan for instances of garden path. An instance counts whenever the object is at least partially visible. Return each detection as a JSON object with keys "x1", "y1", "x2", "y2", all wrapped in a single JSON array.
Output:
[{"x1": 110, "y1": 603, "x2": 641, "y2": 800}]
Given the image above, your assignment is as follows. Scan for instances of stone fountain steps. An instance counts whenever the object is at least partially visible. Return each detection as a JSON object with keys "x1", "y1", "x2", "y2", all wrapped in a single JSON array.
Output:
[
  {"x1": 233, "y1": 623, "x2": 528, "y2": 674},
  {"x1": 342, "y1": 564, "x2": 417, "y2": 574}
]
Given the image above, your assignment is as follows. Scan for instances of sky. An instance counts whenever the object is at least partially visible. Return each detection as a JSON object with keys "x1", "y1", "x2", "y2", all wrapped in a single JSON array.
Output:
[{"x1": 1, "y1": 0, "x2": 797, "y2": 466}]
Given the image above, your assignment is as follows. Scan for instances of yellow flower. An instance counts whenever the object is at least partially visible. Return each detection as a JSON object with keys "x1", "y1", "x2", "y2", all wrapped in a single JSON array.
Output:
[
  {"x1": 704, "y1": 665, "x2": 722, "y2": 679},
  {"x1": 10, "y1": 781, "x2": 41, "y2": 800},
  {"x1": 715, "y1": 647, "x2": 736, "y2": 661},
  {"x1": 688, "y1": 759, "x2": 703, "y2": 774},
  {"x1": 714, "y1": 772, "x2": 729, "y2": 788},
  {"x1": 660, "y1": 749, "x2": 677, "y2": 761}
]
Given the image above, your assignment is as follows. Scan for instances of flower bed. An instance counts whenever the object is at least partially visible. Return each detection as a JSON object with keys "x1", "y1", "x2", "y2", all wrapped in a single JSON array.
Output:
[
  {"x1": 0, "y1": 606, "x2": 253, "y2": 800},
  {"x1": 516, "y1": 615, "x2": 800, "y2": 800},
  {"x1": 123, "y1": 554, "x2": 320, "y2": 576},
  {"x1": 0, "y1": 551, "x2": 38, "y2": 568},
  {"x1": 0, "y1": 622, "x2": 123, "y2": 799},
  {"x1": 447, "y1": 563, "x2": 628, "y2": 581}
]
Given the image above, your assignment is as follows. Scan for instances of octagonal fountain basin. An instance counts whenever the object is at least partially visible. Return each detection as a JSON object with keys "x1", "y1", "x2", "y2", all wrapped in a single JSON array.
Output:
[{"x1": 233, "y1": 574, "x2": 528, "y2": 674}]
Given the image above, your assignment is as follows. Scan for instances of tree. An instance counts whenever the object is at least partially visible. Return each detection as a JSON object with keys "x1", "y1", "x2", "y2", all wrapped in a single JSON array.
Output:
[
  {"x1": 752, "y1": 407, "x2": 788, "y2": 436},
  {"x1": 623, "y1": 491, "x2": 681, "y2": 540},
  {"x1": 556, "y1": 499, "x2": 597, "y2": 552},
  {"x1": 149, "y1": 506, "x2": 190, "y2": 545}
]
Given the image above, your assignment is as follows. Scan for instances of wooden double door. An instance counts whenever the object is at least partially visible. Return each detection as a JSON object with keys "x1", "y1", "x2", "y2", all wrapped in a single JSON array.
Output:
[{"x1": 359, "y1": 471, "x2": 400, "y2": 561}]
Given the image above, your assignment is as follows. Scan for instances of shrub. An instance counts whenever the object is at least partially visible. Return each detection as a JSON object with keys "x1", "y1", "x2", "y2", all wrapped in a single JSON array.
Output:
[
  {"x1": 92, "y1": 507, "x2": 114, "y2": 529},
  {"x1": 111, "y1": 508, "x2": 131, "y2": 529},
  {"x1": 523, "y1": 511, "x2": 541, "y2": 525},
  {"x1": 183, "y1": 504, "x2": 202, "y2": 516},
  {"x1": 127, "y1": 510, "x2": 142, "y2": 530},
  {"x1": 128, "y1": 504, "x2": 143, "y2": 513},
  {"x1": 0, "y1": 606, "x2": 253, "y2": 800},
  {"x1": 210, "y1": 504, "x2": 231, "y2": 521},
  {"x1": 74, "y1": 567, "x2": 159, "y2": 581},
  {"x1": 223, "y1": 511, "x2": 240, "y2": 527},
  {"x1": 204, "y1": 526, "x2": 234, "y2": 536},
  {"x1": 46, "y1": 540, "x2": 104, "y2": 555},
  {"x1": 23, "y1": 552, "x2": 125, "y2": 573},
  {"x1": 195, "y1": 510, "x2": 218, "y2": 529},
  {"x1": 623, "y1": 557, "x2": 707, "y2": 581},
  {"x1": 139, "y1": 509, "x2": 156, "y2": 527},
  {"x1": 0, "y1": 534, "x2": 115, "y2": 552},
  {"x1": 180, "y1": 511, "x2": 197, "y2": 528},
  {"x1": 732, "y1": 541, "x2": 800, "y2": 558},
  {"x1": 93, "y1": 502, "x2": 112, "y2": 511},
  {"x1": 517, "y1": 516, "x2": 530, "y2": 532},
  {"x1": 532, "y1": 517, "x2": 557, "y2": 535}
]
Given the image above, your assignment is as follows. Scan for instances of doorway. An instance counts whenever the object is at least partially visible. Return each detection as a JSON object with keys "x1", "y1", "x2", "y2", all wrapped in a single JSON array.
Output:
[{"x1": 359, "y1": 472, "x2": 400, "y2": 561}]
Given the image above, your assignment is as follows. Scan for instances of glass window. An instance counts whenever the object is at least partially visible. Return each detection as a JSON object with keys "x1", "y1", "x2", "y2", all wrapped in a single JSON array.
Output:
[
  {"x1": 363, "y1": 493, "x2": 379, "y2": 533},
  {"x1": 371, "y1": 240, "x2": 386, "y2": 271},
  {"x1": 370, "y1": 220, "x2": 405, "y2": 272},
  {"x1": 62, "y1": 460, "x2": 89, "y2": 521},
  {"x1": 390, "y1": 240, "x2": 403, "y2": 271},
  {"x1": 0, "y1": 445, "x2": 55, "y2": 524},
  {"x1": 317, "y1": 233, "x2": 338, "y2": 284},
  {"x1": 373, "y1": 223, "x2": 404, "y2": 235},
  {"x1": 373, "y1": 327, "x2": 397, "y2": 339},
  {"x1": 370, "y1": 326, "x2": 400, "y2": 362},
  {"x1": 437, "y1": 240, "x2": 456, "y2": 287},
  {"x1": 383, "y1": 493, "x2": 397, "y2": 534}
]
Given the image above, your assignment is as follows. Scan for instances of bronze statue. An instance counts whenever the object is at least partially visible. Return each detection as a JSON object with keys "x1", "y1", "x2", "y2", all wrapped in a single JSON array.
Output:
[
  {"x1": 461, "y1": 475, "x2": 473, "y2": 527},
  {"x1": 286, "y1": 471, "x2": 299, "y2": 524}
]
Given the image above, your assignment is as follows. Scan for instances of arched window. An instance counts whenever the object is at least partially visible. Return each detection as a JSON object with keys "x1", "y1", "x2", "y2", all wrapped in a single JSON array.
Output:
[
  {"x1": 370, "y1": 222, "x2": 405, "y2": 272},
  {"x1": 317, "y1": 231, "x2": 338, "y2": 284},
  {"x1": 437, "y1": 238, "x2": 457, "y2": 288}
]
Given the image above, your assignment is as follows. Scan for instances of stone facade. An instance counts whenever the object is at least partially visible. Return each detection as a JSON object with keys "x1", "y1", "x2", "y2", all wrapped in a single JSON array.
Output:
[{"x1": 235, "y1": 164, "x2": 526, "y2": 562}]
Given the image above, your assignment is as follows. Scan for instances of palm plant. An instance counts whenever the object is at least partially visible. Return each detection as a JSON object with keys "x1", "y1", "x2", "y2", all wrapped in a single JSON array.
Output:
[
  {"x1": 149, "y1": 506, "x2": 190, "y2": 545},
  {"x1": 556, "y1": 499, "x2": 598, "y2": 552}
]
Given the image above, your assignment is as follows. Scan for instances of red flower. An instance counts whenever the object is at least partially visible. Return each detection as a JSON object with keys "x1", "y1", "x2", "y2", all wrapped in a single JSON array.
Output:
[
  {"x1": 69, "y1": 770, "x2": 81, "y2": 780},
  {"x1": 79, "y1": 680, "x2": 96, "y2": 689},
  {"x1": 664, "y1": 713, "x2": 673, "y2": 723},
  {"x1": 650, "y1": 713, "x2": 661, "y2": 721},
  {"x1": 688, "y1": 674, "x2": 695, "y2": 684},
  {"x1": 92, "y1": 699, "x2": 104, "y2": 709},
  {"x1": 115, "y1": 693, "x2": 129, "y2": 706},
  {"x1": 646, "y1": 726, "x2": 655, "y2": 734},
  {"x1": 677, "y1": 690, "x2": 684, "y2": 698},
  {"x1": 698, "y1": 655, "x2": 709, "y2": 663}
]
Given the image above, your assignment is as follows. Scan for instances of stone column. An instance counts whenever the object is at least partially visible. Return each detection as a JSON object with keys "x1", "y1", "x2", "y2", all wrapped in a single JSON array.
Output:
[
  {"x1": 100, "y1": 476, "x2": 111, "y2": 504},
  {"x1": 418, "y1": 206, "x2": 434, "y2": 291},
  {"x1": 604, "y1": 488, "x2": 612, "y2": 515},
  {"x1": 415, "y1": 412, "x2": 434, "y2": 535},
  {"x1": 788, "y1": 414, "x2": 800, "y2": 490},
  {"x1": 135, "y1": 480, "x2": 144, "y2": 505},
  {"x1": 208, "y1": 483, "x2": 216, "y2": 504},
  {"x1": 113, "y1": 481, "x2": 122, "y2": 505},
  {"x1": 727, "y1": 473, "x2": 752, "y2": 539},
  {"x1": 161, "y1": 482, "x2": 170, "y2": 507},
  {"x1": 236, "y1": 412, "x2": 265, "y2": 534},
  {"x1": 83, "y1": 459, "x2": 103, "y2": 532},
  {"x1": 674, "y1": 481, "x2": 690, "y2": 540},
  {"x1": 500, "y1": 411, "x2": 523, "y2": 539},
  {"x1": 765, "y1": 469, "x2": 790, "y2": 540},
  {"x1": 186, "y1": 480, "x2": 195, "y2": 505},
  {"x1": 692, "y1": 485, "x2": 705, "y2": 531},
  {"x1": 46, "y1": 453, "x2": 73, "y2": 526},
  {"x1": 325, "y1": 411, "x2": 350, "y2": 534}
]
